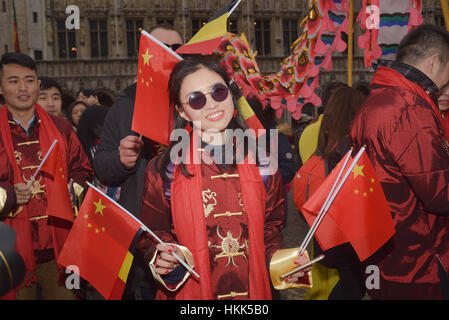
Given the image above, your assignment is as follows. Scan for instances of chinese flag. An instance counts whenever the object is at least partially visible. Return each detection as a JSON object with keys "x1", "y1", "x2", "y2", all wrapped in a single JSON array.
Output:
[
  {"x1": 131, "y1": 32, "x2": 181, "y2": 146},
  {"x1": 41, "y1": 141, "x2": 74, "y2": 222},
  {"x1": 57, "y1": 186, "x2": 142, "y2": 300},
  {"x1": 301, "y1": 151, "x2": 395, "y2": 261}
]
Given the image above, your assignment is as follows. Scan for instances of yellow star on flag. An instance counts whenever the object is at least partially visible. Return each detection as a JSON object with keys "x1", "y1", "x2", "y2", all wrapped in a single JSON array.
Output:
[
  {"x1": 352, "y1": 164, "x2": 365, "y2": 179},
  {"x1": 94, "y1": 198, "x2": 106, "y2": 216},
  {"x1": 141, "y1": 49, "x2": 153, "y2": 66}
]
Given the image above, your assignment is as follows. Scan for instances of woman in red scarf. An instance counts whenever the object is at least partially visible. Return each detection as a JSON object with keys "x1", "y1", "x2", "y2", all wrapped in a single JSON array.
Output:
[{"x1": 137, "y1": 56, "x2": 312, "y2": 300}]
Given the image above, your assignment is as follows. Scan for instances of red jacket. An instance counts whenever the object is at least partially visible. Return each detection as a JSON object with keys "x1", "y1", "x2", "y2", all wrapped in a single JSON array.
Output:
[{"x1": 349, "y1": 61, "x2": 449, "y2": 299}]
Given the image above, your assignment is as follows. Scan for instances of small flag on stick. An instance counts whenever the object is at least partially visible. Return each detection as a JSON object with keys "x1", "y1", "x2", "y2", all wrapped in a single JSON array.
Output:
[
  {"x1": 57, "y1": 183, "x2": 200, "y2": 299},
  {"x1": 40, "y1": 140, "x2": 74, "y2": 222},
  {"x1": 301, "y1": 148, "x2": 395, "y2": 261},
  {"x1": 57, "y1": 184, "x2": 143, "y2": 299},
  {"x1": 175, "y1": 0, "x2": 242, "y2": 55},
  {"x1": 131, "y1": 31, "x2": 182, "y2": 145}
]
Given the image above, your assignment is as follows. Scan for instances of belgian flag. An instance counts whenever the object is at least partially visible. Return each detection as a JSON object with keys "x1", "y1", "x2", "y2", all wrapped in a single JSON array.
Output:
[{"x1": 176, "y1": 0, "x2": 242, "y2": 55}]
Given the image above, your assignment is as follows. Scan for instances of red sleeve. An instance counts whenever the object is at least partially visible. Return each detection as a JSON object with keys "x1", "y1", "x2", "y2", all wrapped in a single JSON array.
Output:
[
  {"x1": 66, "y1": 128, "x2": 94, "y2": 187},
  {"x1": 53, "y1": 117, "x2": 93, "y2": 187},
  {"x1": 350, "y1": 89, "x2": 449, "y2": 216},
  {"x1": 137, "y1": 156, "x2": 176, "y2": 263},
  {"x1": 264, "y1": 170, "x2": 287, "y2": 264},
  {"x1": 0, "y1": 146, "x2": 17, "y2": 217},
  {"x1": 385, "y1": 98, "x2": 449, "y2": 215}
]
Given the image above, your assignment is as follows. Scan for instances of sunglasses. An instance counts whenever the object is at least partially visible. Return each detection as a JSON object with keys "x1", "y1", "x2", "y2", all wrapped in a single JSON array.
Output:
[
  {"x1": 164, "y1": 43, "x2": 182, "y2": 51},
  {"x1": 182, "y1": 83, "x2": 230, "y2": 110}
]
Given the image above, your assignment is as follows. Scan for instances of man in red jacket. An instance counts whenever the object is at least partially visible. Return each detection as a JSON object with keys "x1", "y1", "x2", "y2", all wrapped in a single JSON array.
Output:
[
  {"x1": 350, "y1": 24, "x2": 449, "y2": 300},
  {"x1": 0, "y1": 52, "x2": 93, "y2": 299}
]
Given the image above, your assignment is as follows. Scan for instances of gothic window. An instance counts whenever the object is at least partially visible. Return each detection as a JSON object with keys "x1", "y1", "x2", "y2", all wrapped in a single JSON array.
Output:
[
  {"x1": 126, "y1": 19, "x2": 144, "y2": 57},
  {"x1": 283, "y1": 19, "x2": 298, "y2": 55},
  {"x1": 192, "y1": 18, "x2": 208, "y2": 37},
  {"x1": 255, "y1": 19, "x2": 271, "y2": 55},
  {"x1": 57, "y1": 20, "x2": 76, "y2": 59},
  {"x1": 90, "y1": 20, "x2": 108, "y2": 58},
  {"x1": 229, "y1": 19, "x2": 238, "y2": 35}
]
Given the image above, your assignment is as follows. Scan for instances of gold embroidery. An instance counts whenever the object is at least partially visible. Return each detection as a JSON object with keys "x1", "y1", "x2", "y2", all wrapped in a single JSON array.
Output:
[
  {"x1": 237, "y1": 192, "x2": 244, "y2": 209},
  {"x1": 21, "y1": 165, "x2": 39, "y2": 171},
  {"x1": 213, "y1": 211, "x2": 243, "y2": 219},
  {"x1": 202, "y1": 189, "x2": 217, "y2": 218},
  {"x1": 211, "y1": 226, "x2": 247, "y2": 267},
  {"x1": 22, "y1": 174, "x2": 46, "y2": 199},
  {"x1": 17, "y1": 141, "x2": 39, "y2": 147},
  {"x1": 0, "y1": 187, "x2": 7, "y2": 213},
  {"x1": 14, "y1": 151, "x2": 22, "y2": 165},
  {"x1": 210, "y1": 173, "x2": 239, "y2": 180},
  {"x1": 8, "y1": 206, "x2": 23, "y2": 218},
  {"x1": 29, "y1": 215, "x2": 48, "y2": 222},
  {"x1": 37, "y1": 151, "x2": 43, "y2": 161},
  {"x1": 217, "y1": 291, "x2": 248, "y2": 300}
]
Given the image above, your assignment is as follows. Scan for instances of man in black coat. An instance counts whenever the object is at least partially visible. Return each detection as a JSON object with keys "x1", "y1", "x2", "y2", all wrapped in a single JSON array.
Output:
[{"x1": 93, "y1": 24, "x2": 183, "y2": 300}]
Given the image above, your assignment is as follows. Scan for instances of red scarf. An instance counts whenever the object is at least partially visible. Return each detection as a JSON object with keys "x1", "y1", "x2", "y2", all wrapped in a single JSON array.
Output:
[
  {"x1": 165, "y1": 137, "x2": 272, "y2": 299},
  {"x1": 0, "y1": 104, "x2": 70, "y2": 285},
  {"x1": 371, "y1": 66, "x2": 449, "y2": 140}
]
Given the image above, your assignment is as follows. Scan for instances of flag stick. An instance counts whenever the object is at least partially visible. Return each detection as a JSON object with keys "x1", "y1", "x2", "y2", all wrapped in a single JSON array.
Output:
[
  {"x1": 27, "y1": 139, "x2": 58, "y2": 188},
  {"x1": 347, "y1": 0, "x2": 354, "y2": 87},
  {"x1": 228, "y1": 0, "x2": 243, "y2": 17},
  {"x1": 298, "y1": 149, "x2": 352, "y2": 256},
  {"x1": 86, "y1": 182, "x2": 200, "y2": 279},
  {"x1": 299, "y1": 147, "x2": 366, "y2": 257},
  {"x1": 140, "y1": 30, "x2": 183, "y2": 61}
]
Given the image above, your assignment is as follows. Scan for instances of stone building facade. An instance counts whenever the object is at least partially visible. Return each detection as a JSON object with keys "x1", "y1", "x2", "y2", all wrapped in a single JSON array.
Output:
[{"x1": 0, "y1": 0, "x2": 447, "y2": 108}]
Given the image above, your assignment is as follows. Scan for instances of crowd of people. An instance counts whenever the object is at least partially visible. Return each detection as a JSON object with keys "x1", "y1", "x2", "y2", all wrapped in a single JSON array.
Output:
[{"x1": 0, "y1": 22, "x2": 448, "y2": 301}]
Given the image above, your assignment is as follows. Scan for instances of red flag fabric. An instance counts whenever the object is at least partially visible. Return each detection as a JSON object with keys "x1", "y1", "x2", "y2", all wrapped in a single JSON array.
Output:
[
  {"x1": 301, "y1": 151, "x2": 395, "y2": 261},
  {"x1": 131, "y1": 32, "x2": 181, "y2": 145},
  {"x1": 40, "y1": 141, "x2": 74, "y2": 222},
  {"x1": 57, "y1": 186, "x2": 142, "y2": 300}
]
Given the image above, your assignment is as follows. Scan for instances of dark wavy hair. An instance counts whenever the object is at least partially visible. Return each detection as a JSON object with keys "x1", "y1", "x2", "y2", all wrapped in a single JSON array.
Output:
[
  {"x1": 159, "y1": 55, "x2": 254, "y2": 182},
  {"x1": 65, "y1": 100, "x2": 89, "y2": 126},
  {"x1": 317, "y1": 86, "x2": 366, "y2": 159}
]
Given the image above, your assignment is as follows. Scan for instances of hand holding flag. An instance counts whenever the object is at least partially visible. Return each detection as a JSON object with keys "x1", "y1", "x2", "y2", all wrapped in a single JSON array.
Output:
[{"x1": 57, "y1": 183, "x2": 199, "y2": 300}]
